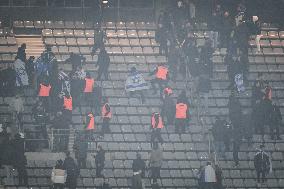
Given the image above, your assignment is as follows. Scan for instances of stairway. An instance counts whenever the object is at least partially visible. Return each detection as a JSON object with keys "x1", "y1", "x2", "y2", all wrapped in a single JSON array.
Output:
[{"x1": 15, "y1": 35, "x2": 45, "y2": 58}]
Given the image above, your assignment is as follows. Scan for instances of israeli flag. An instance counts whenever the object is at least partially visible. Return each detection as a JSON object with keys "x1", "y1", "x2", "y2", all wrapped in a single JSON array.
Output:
[{"x1": 125, "y1": 71, "x2": 149, "y2": 92}]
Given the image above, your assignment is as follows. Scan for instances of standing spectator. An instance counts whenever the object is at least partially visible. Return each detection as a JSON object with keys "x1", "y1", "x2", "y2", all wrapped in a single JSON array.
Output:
[
  {"x1": 254, "y1": 144, "x2": 271, "y2": 186},
  {"x1": 51, "y1": 160, "x2": 66, "y2": 189},
  {"x1": 63, "y1": 151, "x2": 79, "y2": 189},
  {"x1": 270, "y1": 104, "x2": 282, "y2": 140},
  {"x1": 66, "y1": 53, "x2": 85, "y2": 72},
  {"x1": 149, "y1": 64, "x2": 169, "y2": 97},
  {"x1": 150, "y1": 112, "x2": 164, "y2": 147},
  {"x1": 212, "y1": 117, "x2": 226, "y2": 157},
  {"x1": 203, "y1": 162, "x2": 217, "y2": 189},
  {"x1": 155, "y1": 24, "x2": 168, "y2": 57},
  {"x1": 161, "y1": 88, "x2": 175, "y2": 125},
  {"x1": 16, "y1": 43, "x2": 27, "y2": 63},
  {"x1": 100, "y1": 97, "x2": 112, "y2": 137},
  {"x1": 95, "y1": 145, "x2": 105, "y2": 177},
  {"x1": 92, "y1": 29, "x2": 105, "y2": 55},
  {"x1": 132, "y1": 153, "x2": 146, "y2": 178},
  {"x1": 250, "y1": 16, "x2": 261, "y2": 53},
  {"x1": 51, "y1": 111, "x2": 69, "y2": 152},
  {"x1": 9, "y1": 94, "x2": 24, "y2": 132},
  {"x1": 38, "y1": 76, "x2": 52, "y2": 112},
  {"x1": 93, "y1": 85, "x2": 103, "y2": 115},
  {"x1": 125, "y1": 67, "x2": 148, "y2": 104},
  {"x1": 149, "y1": 142, "x2": 163, "y2": 184},
  {"x1": 209, "y1": 4, "x2": 222, "y2": 51},
  {"x1": 220, "y1": 11, "x2": 232, "y2": 48},
  {"x1": 25, "y1": 56, "x2": 35, "y2": 86},
  {"x1": 228, "y1": 94, "x2": 242, "y2": 136},
  {"x1": 175, "y1": 97, "x2": 189, "y2": 134},
  {"x1": 232, "y1": 133, "x2": 241, "y2": 167},
  {"x1": 96, "y1": 48, "x2": 110, "y2": 80},
  {"x1": 62, "y1": 93, "x2": 72, "y2": 125},
  {"x1": 200, "y1": 39, "x2": 214, "y2": 77},
  {"x1": 251, "y1": 80, "x2": 265, "y2": 109},
  {"x1": 83, "y1": 72, "x2": 95, "y2": 111},
  {"x1": 12, "y1": 133, "x2": 27, "y2": 187},
  {"x1": 215, "y1": 164, "x2": 223, "y2": 189},
  {"x1": 74, "y1": 134, "x2": 88, "y2": 169},
  {"x1": 84, "y1": 112, "x2": 96, "y2": 141}
]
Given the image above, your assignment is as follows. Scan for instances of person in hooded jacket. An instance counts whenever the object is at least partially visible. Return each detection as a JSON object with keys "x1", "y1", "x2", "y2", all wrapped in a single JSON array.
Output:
[{"x1": 63, "y1": 151, "x2": 79, "y2": 189}]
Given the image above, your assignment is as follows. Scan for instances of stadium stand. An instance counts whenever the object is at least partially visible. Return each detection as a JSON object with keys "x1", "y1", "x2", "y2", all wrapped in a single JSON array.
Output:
[{"x1": 0, "y1": 2, "x2": 284, "y2": 189}]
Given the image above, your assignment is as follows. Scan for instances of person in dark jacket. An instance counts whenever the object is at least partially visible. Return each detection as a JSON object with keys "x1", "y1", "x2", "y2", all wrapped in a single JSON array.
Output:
[
  {"x1": 132, "y1": 153, "x2": 146, "y2": 178},
  {"x1": 254, "y1": 144, "x2": 271, "y2": 185},
  {"x1": 63, "y1": 151, "x2": 79, "y2": 189},
  {"x1": 215, "y1": 164, "x2": 223, "y2": 189},
  {"x1": 16, "y1": 43, "x2": 27, "y2": 63},
  {"x1": 228, "y1": 93, "x2": 242, "y2": 135},
  {"x1": 74, "y1": 134, "x2": 88, "y2": 168},
  {"x1": 161, "y1": 90, "x2": 175, "y2": 125},
  {"x1": 14, "y1": 153, "x2": 28, "y2": 186},
  {"x1": 96, "y1": 48, "x2": 110, "y2": 80},
  {"x1": 25, "y1": 56, "x2": 35, "y2": 86},
  {"x1": 270, "y1": 104, "x2": 282, "y2": 140},
  {"x1": 155, "y1": 24, "x2": 168, "y2": 57},
  {"x1": 95, "y1": 145, "x2": 105, "y2": 177},
  {"x1": 92, "y1": 29, "x2": 105, "y2": 55}
]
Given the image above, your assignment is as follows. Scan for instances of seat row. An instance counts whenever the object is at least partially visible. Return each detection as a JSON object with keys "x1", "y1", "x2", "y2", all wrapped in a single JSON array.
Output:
[{"x1": 14, "y1": 20, "x2": 156, "y2": 30}]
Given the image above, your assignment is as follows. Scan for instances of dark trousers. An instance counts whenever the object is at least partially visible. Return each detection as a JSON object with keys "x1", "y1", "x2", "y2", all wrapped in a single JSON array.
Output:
[
  {"x1": 175, "y1": 118, "x2": 186, "y2": 134},
  {"x1": 96, "y1": 165, "x2": 104, "y2": 177},
  {"x1": 97, "y1": 67, "x2": 109, "y2": 80},
  {"x1": 16, "y1": 112, "x2": 23, "y2": 131},
  {"x1": 101, "y1": 118, "x2": 110, "y2": 136},
  {"x1": 233, "y1": 140, "x2": 240, "y2": 166},
  {"x1": 151, "y1": 129, "x2": 163, "y2": 147},
  {"x1": 257, "y1": 170, "x2": 267, "y2": 183},
  {"x1": 66, "y1": 174, "x2": 77, "y2": 189},
  {"x1": 17, "y1": 167, "x2": 28, "y2": 186},
  {"x1": 78, "y1": 158, "x2": 86, "y2": 169},
  {"x1": 150, "y1": 167, "x2": 161, "y2": 183}
]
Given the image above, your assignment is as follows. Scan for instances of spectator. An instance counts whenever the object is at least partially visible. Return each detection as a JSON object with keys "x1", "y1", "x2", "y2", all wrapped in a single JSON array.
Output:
[
  {"x1": 9, "y1": 94, "x2": 24, "y2": 131},
  {"x1": 155, "y1": 24, "x2": 168, "y2": 57},
  {"x1": 32, "y1": 99, "x2": 48, "y2": 124},
  {"x1": 66, "y1": 53, "x2": 85, "y2": 72},
  {"x1": 149, "y1": 142, "x2": 163, "y2": 184},
  {"x1": 12, "y1": 133, "x2": 27, "y2": 187},
  {"x1": 74, "y1": 134, "x2": 88, "y2": 169},
  {"x1": 270, "y1": 104, "x2": 282, "y2": 140},
  {"x1": 150, "y1": 112, "x2": 164, "y2": 147},
  {"x1": 228, "y1": 94, "x2": 242, "y2": 136},
  {"x1": 161, "y1": 88, "x2": 175, "y2": 125},
  {"x1": 83, "y1": 72, "x2": 95, "y2": 111},
  {"x1": 254, "y1": 144, "x2": 271, "y2": 186},
  {"x1": 249, "y1": 16, "x2": 261, "y2": 53},
  {"x1": 95, "y1": 145, "x2": 105, "y2": 177},
  {"x1": 93, "y1": 85, "x2": 103, "y2": 115},
  {"x1": 175, "y1": 91, "x2": 190, "y2": 134},
  {"x1": 227, "y1": 55, "x2": 243, "y2": 90},
  {"x1": 100, "y1": 97, "x2": 112, "y2": 138},
  {"x1": 220, "y1": 11, "x2": 232, "y2": 48},
  {"x1": 209, "y1": 4, "x2": 223, "y2": 51},
  {"x1": 63, "y1": 151, "x2": 79, "y2": 189},
  {"x1": 258, "y1": 97, "x2": 273, "y2": 136},
  {"x1": 15, "y1": 57, "x2": 29, "y2": 88},
  {"x1": 212, "y1": 117, "x2": 226, "y2": 157},
  {"x1": 96, "y1": 48, "x2": 110, "y2": 80},
  {"x1": 38, "y1": 76, "x2": 52, "y2": 112},
  {"x1": 70, "y1": 66, "x2": 85, "y2": 108},
  {"x1": 215, "y1": 164, "x2": 223, "y2": 189},
  {"x1": 125, "y1": 67, "x2": 148, "y2": 104},
  {"x1": 150, "y1": 64, "x2": 169, "y2": 97},
  {"x1": 200, "y1": 39, "x2": 214, "y2": 77},
  {"x1": 251, "y1": 80, "x2": 265, "y2": 109},
  {"x1": 132, "y1": 153, "x2": 146, "y2": 178},
  {"x1": 16, "y1": 43, "x2": 27, "y2": 63},
  {"x1": 51, "y1": 160, "x2": 66, "y2": 189},
  {"x1": 51, "y1": 111, "x2": 69, "y2": 152},
  {"x1": 203, "y1": 162, "x2": 217, "y2": 189},
  {"x1": 92, "y1": 29, "x2": 105, "y2": 55},
  {"x1": 25, "y1": 56, "x2": 35, "y2": 86},
  {"x1": 84, "y1": 112, "x2": 96, "y2": 141},
  {"x1": 62, "y1": 93, "x2": 72, "y2": 125}
]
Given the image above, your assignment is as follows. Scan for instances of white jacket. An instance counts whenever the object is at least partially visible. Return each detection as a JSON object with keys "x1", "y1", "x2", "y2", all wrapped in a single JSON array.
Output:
[
  {"x1": 51, "y1": 168, "x2": 66, "y2": 184},
  {"x1": 204, "y1": 165, "x2": 216, "y2": 183}
]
